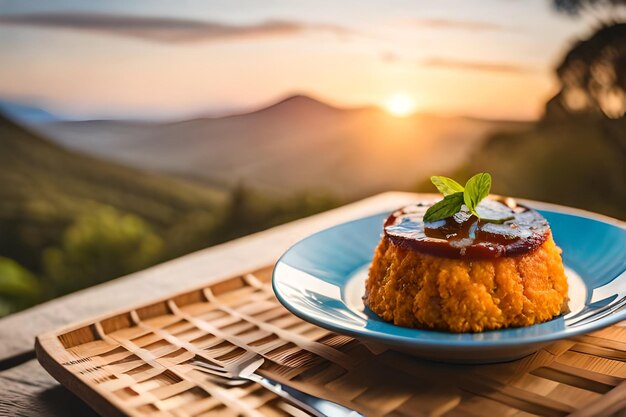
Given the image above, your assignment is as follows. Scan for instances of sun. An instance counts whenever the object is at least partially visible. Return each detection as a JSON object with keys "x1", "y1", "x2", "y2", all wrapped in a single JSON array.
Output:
[{"x1": 385, "y1": 94, "x2": 416, "y2": 117}]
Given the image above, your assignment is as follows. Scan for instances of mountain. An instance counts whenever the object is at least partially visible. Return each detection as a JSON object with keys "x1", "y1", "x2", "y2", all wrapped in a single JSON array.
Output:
[
  {"x1": 0, "y1": 114, "x2": 226, "y2": 270},
  {"x1": 40, "y1": 95, "x2": 531, "y2": 198},
  {"x1": 0, "y1": 100, "x2": 61, "y2": 124}
]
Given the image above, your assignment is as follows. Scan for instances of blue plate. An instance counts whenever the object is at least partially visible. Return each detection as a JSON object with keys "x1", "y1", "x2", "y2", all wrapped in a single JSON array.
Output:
[{"x1": 273, "y1": 201, "x2": 626, "y2": 363}]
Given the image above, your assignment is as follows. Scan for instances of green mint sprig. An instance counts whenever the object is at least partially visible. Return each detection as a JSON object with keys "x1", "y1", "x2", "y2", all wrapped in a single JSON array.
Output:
[{"x1": 423, "y1": 173, "x2": 492, "y2": 223}]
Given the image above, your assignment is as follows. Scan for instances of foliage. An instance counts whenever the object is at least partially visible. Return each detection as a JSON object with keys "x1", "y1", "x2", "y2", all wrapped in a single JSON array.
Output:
[
  {"x1": 214, "y1": 183, "x2": 341, "y2": 242},
  {"x1": 0, "y1": 257, "x2": 41, "y2": 316},
  {"x1": 546, "y1": 23, "x2": 626, "y2": 120},
  {"x1": 549, "y1": 0, "x2": 626, "y2": 120},
  {"x1": 0, "y1": 114, "x2": 225, "y2": 274},
  {"x1": 552, "y1": 0, "x2": 626, "y2": 16},
  {"x1": 42, "y1": 207, "x2": 163, "y2": 295}
]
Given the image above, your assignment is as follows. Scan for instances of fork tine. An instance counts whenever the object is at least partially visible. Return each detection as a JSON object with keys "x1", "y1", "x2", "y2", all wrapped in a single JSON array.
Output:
[
  {"x1": 192, "y1": 361, "x2": 234, "y2": 377},
  {"x1": 578, "y1": 298, "x2": 626, "y2": 326},
  {"x1": 193, "y1": 361, "x2": 230, "y2": 373},
  {"x1": 229, "y1": 351, "x2": 263, "y2": 375},
  {"x1": 201, "y1": 373, "x2": 249, "y2": 387},
  {"x1": 566, "y1": 294, "x2": 625, "y2": 322},
  {"x1": 191, "y1": 354, "x2": 265, "y2": 389},
  {"x1": 567, "y1": 296, "x2": 626, "y2": 327},
  {"x1": 191, "y1": 361, "x2": 251, "y2": 387}
]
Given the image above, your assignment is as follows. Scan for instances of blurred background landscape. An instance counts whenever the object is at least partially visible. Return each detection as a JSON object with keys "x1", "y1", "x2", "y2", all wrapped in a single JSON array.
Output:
[{"x1": 0, "y1": 0, "x2": 624, "y2": 316}]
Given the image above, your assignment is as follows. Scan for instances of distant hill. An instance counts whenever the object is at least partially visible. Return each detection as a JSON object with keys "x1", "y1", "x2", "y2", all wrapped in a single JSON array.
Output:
[
  {"x1": 0, "y1": 114, "x2": 226, "y2": 270},
  {"x1": 41, "y1": 95, "x2": 530, "y2": 198},
  {"x1": 0, "y1": 100, "x2": 62, "y2": 124}
]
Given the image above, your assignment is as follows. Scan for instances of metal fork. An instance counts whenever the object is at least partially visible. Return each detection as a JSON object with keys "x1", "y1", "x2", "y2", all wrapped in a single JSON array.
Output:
[
  {"x1": 565, "y1": 270, "x2": 626, "y2": 327},
  {"x1": 192, "y1": 355, "x2": 363, "y2": 417}
]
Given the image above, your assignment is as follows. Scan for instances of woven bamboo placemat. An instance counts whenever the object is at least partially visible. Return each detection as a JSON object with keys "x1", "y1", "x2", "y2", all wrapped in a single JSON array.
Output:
[{"x1": 36, "y1": 265, "x2": 626, "y2": 417}]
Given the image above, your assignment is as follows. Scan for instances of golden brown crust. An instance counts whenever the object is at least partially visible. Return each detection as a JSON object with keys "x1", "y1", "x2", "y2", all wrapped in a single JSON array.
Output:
[{"x1": 364, "y1": 232, "x2": 569, "y2": 333}]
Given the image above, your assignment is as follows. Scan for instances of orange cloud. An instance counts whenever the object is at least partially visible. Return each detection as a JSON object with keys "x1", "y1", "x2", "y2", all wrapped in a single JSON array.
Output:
[
  {"x1": 0, "y1": 13, "x2": 353, "y2": 43},
  {"x1": 421, "y1": 58, "x2": 538, "y2": 74},
  {"x1": 412, "y1": 18, "x2": 513, "y2": 32}
]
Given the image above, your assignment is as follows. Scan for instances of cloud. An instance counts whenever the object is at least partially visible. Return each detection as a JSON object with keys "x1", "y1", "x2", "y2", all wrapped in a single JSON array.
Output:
[
  {"x1": 421, "y1": 58, "x2": 537, "y2": 74},
  {"x1": 0, "y1": 13, "x2": 352, "y2": 43},
  {"x1": 412, "y1": 18, "x2": 512, "y2": 32}
]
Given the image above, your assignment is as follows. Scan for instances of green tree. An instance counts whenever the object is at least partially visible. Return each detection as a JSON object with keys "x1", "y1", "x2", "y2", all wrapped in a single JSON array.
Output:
[
  {"x1": 546, "y1": 23, "x2": 626, "y2": 120},
  {"x1": 547, "y1": 0, "x2": 626, "y2": 120},
  {"x1": 552, "y1": 0, "x2": 626, "y2": 17},
  {"x1": 0, "y1": 257, "x2": 41, "y2": 316},
  {"x1": 214, "y1": 184, "x2": 340, "y2": 242},
  {"x1": 43, "y1": 206, "x2": 163, "y2": 295}
]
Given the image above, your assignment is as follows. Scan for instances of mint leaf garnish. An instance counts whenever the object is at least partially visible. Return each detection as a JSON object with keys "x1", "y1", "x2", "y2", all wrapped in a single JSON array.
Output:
[
  {"x1": 463, "y1": 173, "x2": 492, "y2": 217},
  {"x1": 425, "y1": 172, "x2": 495, "y2": 222},
  {"x1": 430, "y1": 176, "x2": 464, "y2": 196},
  {"x1": 423, "y1": 192, "x2": 464, "y2": 223}
]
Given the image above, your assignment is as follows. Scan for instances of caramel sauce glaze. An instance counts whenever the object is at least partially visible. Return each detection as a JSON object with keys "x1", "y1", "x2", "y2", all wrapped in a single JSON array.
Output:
[{"x1": 383, "y1": 198, "x2": 549, "y2": 259}]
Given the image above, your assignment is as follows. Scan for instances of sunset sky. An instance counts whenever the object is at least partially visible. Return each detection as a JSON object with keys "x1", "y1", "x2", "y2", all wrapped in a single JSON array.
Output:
[{"x1": 0, "y1": 0, "x2": 595, "y2": 121}]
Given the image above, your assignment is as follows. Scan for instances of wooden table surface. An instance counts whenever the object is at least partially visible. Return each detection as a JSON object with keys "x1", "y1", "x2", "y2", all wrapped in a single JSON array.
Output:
[{"x1": 0, "y1": 192, "x2": 419, "y2": 417}]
